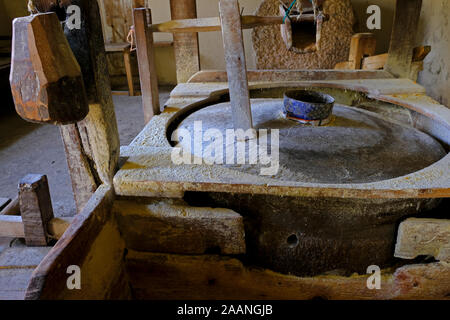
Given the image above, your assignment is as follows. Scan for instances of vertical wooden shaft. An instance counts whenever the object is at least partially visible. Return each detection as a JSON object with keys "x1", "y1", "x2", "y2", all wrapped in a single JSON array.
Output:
[
  {"x1": 19, "y1": 174, "x2": 55, "y2": 246},
  {"x1": 123, "y1": 48, "x2": 135, "y2": 96},
  {"x1": 219, "y1": 0, "x2": 253, "y2": 132},
  {"x1": 170, "y1": 0, "x2": 200, "y2": 83},
  {"x1": 134, "y1": 8, "x2": 161, "y2": 123},
  {"x1": 34, "y1": 0, "x2": 121, "y2": 213},
  {"x1": 385, "y1": 0, "x2": 423, "y2": 78}
]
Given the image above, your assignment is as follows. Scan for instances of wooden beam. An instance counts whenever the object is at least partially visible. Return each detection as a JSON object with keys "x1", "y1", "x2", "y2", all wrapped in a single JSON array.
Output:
[
  {"x1": 0, "y1": 216, "x2": 25, "y2": 238},
  {"x1": 219, "y1": 0, "x2": 253, "y2": 132},
  {"x1": 188, "y1": 70, "x2": 394, "y2": 83},
  {"x1": 385, "y1": 0, "x2": 423, "y2": 78},
  {"x1": 133, "y1": 8, "x2": 160, "y2": 123},
  {"x1": 0, "y1": 198, "x2": 10, "y2": 212},
  {"x1": 0, "y1": 197, "x2": 20, "y2": 216},
  {"x1": 170, "y1": 0, "x2": 200, "y2": 83},
  {"x1": 33, "y1": 0, "x2": 121, "y2": 212},
  {"x1": 347, "y1": 33, "x2": 376, "y2": 70},
  {"x1": 395, "y1": 218, "x2": 450, "y2": 262},
  {"x1": 0, "y1": 216, "x2": 72, "y2": 240},
  {"x1": 362, "y1": 53, "x2": 389, "y2": 70},
  {"x1": 150, "y1": 15, "x2": 314, "y2": 34},
  {"x1": 126, "y1": 251, "x2": 450, "y2": 300},
  {"x1": 19, "y1": 175, "x2": 55, "y2": 246}
]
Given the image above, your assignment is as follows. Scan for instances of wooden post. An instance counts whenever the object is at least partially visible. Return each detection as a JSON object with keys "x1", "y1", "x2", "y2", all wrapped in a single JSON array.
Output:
[
  {"x1": 19, "y1": 175, "x2": 55, "y2": 246},
  {"x1": 170, "y1": 0, "x2": 200, "y2": 83},
  {"x1": 219, "y1": 0, "x2": 253, "y2": 133},
  {"x1": 385, "y1": 0, "x2": 423, "y2": 78},
  {"x1": 133, "y1": 8, "x2": 161, "y2": 123},
  {"x1": 32, "y1": 0, "x2": 121, "y2": 213}
]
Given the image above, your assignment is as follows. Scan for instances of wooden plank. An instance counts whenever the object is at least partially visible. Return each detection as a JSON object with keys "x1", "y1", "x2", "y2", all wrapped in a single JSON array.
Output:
[
  {"x1": 133, "y1": 8, "x2": 160, "y2": 123},
  {"x1": 0, "y1": 197, "x2": 19, "y2": 216},
  {"x1": 188, "y1": 70, "x2": 394, "y2": 83},
  {"x1": 347, "y1": 33, "x2": 376, "y2": 70},
  {"x1": 170, "y1": 0, "x2": 200, "y2": 83},
  {"x1": 113, "y1": 200, "x2": 245, "y2": 255},
  {"x1": 385, "y1": 0, "x2": 423, "y2": 78},
  {"x1": 0, "y1": 198, "x2": 10, "y2": 212},
  {"x1": 0, "y1": 216, "x2": 72, "y2": 240},
  {"x1": 126, "y1": 251, "x2": 450, "y2": 300},
  {"x1": 19, "y1": 175, "x2": 54, "y2": 246},
  {"x1": 0, "y1": 216, "x2": 25, "y2": 238},
  {"x1": 25, "y1": 185, "x2": 128, "y2": 300},
  {"x1": 395, "y1": 218, "x2": 450, "y2": 262},
  {"x1": 362, "y1": 53, "x2": 389, "y2": 70},
  {"x1": 9, "y1": 13, "x2": 89, "y2": 125},
  {"x1": 123, "y1": 49, "x2": 135, "y2": 96},
  {"x1": 219, "y1": 0, "x2": 253, "y2": 132},
  {"x1": 413, "y1": 45, "x2": 431, "y2": 62}
]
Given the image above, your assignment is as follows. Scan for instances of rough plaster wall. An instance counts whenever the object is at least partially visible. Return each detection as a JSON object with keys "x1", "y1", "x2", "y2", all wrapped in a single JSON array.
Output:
[
  {"x1": 252, "y1": 0, "x2": 355, "y2": 69},
  {"x1": 416, "y1": 0, "x2": 449, "y2": 107}
]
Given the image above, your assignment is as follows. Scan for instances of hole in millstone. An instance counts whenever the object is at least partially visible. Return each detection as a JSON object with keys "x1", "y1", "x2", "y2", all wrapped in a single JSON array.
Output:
[{"x1": 286, "y1": 234, "x2": 299, "y2": 248}]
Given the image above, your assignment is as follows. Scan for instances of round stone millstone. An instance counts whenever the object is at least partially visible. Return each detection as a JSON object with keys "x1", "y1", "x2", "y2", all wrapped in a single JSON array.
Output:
[{"x1": 176, "y1": 99, "x2": 446, "y2": 276}]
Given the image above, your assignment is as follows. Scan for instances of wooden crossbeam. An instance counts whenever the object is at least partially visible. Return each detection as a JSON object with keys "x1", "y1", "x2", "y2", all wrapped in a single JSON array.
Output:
[{"x1": 150, "y1": 15, "x2": 315, "y2": 33}]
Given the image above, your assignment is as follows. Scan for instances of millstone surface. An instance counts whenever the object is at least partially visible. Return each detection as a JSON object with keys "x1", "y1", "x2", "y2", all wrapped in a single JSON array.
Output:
[{"x1": 177, "y1": 99, "x2": 446, "y2": 184}]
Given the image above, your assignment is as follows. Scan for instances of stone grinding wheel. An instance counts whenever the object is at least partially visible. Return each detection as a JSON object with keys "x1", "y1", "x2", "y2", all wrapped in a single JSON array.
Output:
[
  {"x1": 176, "y1": 99, "x2": 446, "y2": 276},
  {"x1": 252, "y1": 0, "x2": 355, "y2": 69}
]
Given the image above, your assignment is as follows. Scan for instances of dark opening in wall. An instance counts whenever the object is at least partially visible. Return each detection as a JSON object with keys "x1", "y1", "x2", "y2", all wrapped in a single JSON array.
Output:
[{"x1": 291, "y1": 19, "x2": 318, "y2": 52}]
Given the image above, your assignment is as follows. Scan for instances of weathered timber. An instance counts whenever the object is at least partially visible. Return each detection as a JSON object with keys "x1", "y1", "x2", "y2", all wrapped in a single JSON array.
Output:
[
  {"x1": 0, "y1": 216, "x2": 72, "y2": 240},
  {"x1": 113, "y1": 200, "x2": 245, "y2": 255},
  {"x1": 0, "y1": 197, "x2": 20, "y2": 216},
  {"x1": 395, "y1": 218, "x2": 450, "y2": 262},
  {"x1": 126, "y1": 251, "x2": 450, "y2": 300},
  {"x1": 347, "y1": 33, "x2": 376, "y2": 70},
  {"x1": 19, "y1": 174, "x2": 54, "y2": 246},
  {"x1": 0, "y1": 216, "x2": 25, "y2": 238},
  {"x1": 150, "y1": 15, "x2": 314, "y2": 34},
  {"x1": 219, "y1": 0, "x2": 253, "y2": 133},
  {"x1": 188, "y1": 70, "x2": 394, "y2": 83},
  {"x1": 25, "y1": 185, "x2": 129, "y2": 300},
  {"x1": 385, "y1": 0, "x2": 423, "y2": 78},
  {"x1": 9, "y1": 13, "x2": 88, "y2": 125},
  {"x1": 0, "y1": 198, "x2": 10, "y2": 211},
  {"x1": 170, "y1": 0, "x2": 200, "y2": 83},
  {"x1": 34, "y1": 0, "x2": 120, "y2": 212},
  {"x1": 133, "y1": 8, "x2": 160, "y2": 123}
]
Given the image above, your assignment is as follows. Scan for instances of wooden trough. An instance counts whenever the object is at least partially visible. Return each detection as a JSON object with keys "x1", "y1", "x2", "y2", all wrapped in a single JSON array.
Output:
[{"x1": 8, "y1": 0, "x2": 449, "y2": 299}]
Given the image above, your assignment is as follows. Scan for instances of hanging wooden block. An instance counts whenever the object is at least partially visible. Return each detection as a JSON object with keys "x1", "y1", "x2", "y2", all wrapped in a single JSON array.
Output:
[{"x1": 10, "y1": 12, "x2": 88, "y2": 125}]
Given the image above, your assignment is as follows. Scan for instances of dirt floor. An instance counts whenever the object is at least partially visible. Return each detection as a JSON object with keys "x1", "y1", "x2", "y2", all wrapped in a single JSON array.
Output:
[{"x1": 0, "y1": 87, "x2": 172, "y2": 300}]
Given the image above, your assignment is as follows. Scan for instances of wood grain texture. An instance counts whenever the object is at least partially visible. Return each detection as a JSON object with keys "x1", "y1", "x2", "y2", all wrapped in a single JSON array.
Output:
[
  {"x1": 126, "y1": 251, "x2": 450, "y2": 300},
  {"x1": 0, "y1": 216, "x2": 25, "y2": 238},
  {"x1": 10, "y1": 13, "x2": 88, "y2": 125},
  {"x1": 170, "y1": 0, "x2": 200, "y2": 83},
  {"x1": 219, "y1": 0, "x2": 253, "y2": 132},
  {"x1": 24, "y1": 185, "x2": 129, "y2": 300},
  {"x1": 385, "y1": 0, "x2": 423, "y2": 78},
  {"x1": 113, "y1": 200, "x2": 245, "y2": 255},
  {"x1": 133, "y1": 8, "x2": 160, "y2": 123},
  {"x1": 395, "y1": 218, "x2": 450, "y2": 262},
  {"x1": 188, "y1": 70, "x2": 394, "y2": 83},
  {"x1": 19, "y1": 174, "x2": 54, "y2": 246}
]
